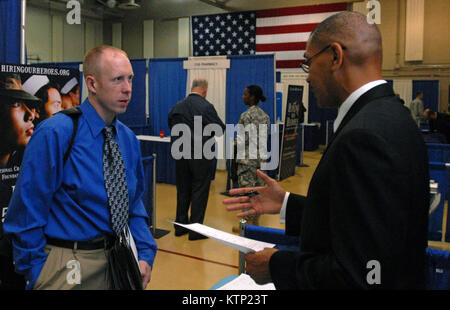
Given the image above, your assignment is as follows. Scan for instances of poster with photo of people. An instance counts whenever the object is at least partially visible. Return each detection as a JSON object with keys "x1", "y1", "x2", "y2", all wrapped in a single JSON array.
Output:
[{"x1": 0, "y1": 63, "x2": 80, "y2": 226}]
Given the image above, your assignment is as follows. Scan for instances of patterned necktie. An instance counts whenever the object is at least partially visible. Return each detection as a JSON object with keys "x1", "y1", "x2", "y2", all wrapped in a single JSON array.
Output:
[{"x1": 103, "y1": 125, "x2": 129, "y2": 236}]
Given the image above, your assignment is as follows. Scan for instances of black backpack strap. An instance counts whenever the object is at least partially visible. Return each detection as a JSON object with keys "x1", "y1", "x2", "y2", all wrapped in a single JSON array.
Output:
[{"x1": 58, "y1": 107, "x2": 82, "y2": 165}]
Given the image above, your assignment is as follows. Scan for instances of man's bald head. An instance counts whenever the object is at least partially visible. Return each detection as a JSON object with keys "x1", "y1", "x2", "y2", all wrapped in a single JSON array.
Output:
[
  {"x1": 309, "y1": 11, "x2": 382, "y2": 67},
  {"x1": 83, "y1": 45, "x2": 129, "y2": 78}
]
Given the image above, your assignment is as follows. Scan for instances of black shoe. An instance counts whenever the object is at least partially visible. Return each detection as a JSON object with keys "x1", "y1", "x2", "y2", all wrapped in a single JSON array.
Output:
[
  {"x1": 188, "y1": 232, "x2": 208, "y2": 241},
  {"x1": 175, "y1": 229, "x2": 189, "y2": 237}
]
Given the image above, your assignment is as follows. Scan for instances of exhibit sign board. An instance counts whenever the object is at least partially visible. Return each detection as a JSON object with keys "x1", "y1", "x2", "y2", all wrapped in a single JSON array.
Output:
[{"x1": 278, "y1": 85, "x2": 303, "y2": 181}]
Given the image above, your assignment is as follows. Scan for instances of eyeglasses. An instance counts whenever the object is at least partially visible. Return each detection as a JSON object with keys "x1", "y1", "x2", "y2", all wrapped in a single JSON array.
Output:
[{"x1": 300, "y1": 44, "x2": 332, "y2": 73}]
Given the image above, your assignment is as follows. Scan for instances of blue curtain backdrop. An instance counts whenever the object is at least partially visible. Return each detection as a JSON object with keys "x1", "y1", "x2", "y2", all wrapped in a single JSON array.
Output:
[
  {"x1": 118, "y1": 59, "x2": 147, "y2": 126},
  {"x1": 308, "y1": 85, "x2": 338, "y2": 146},
  {"x1": 147, "y1": 58, "x2": 187, "y2": 184},
  {"x1": 0, "y1": 0, "x2": 21, "y2": 63},
  {"x1": 225, "y1": 54, "x2": 275, "y2": 125},
  {"x1": 148, "y1": 58, "x2": 187, "y2": 136},
  {"x1": 413, "y1": 80, "x2": 439, "y2": 112},
  {"x1": 225, "y1": 54, "x2": 276, "y2": 178}
]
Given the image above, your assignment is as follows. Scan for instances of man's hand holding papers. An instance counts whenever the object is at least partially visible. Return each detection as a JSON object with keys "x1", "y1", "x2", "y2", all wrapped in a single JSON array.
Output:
[
  {"x1": 173, "y1": 221, "x2": 279, "y2": 286},
  {"x1": 245, "y1": 248, "x2": 278, "y2": 285}
]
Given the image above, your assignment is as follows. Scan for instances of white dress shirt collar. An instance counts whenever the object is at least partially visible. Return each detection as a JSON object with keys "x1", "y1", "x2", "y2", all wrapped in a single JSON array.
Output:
[{"x1": 333, "y1": 80, "x2": 387, "y2": 132}]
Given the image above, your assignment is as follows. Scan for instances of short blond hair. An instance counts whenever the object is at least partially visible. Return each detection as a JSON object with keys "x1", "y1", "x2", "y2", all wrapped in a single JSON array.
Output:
[{"x1": 83, "y1": 45, "x2": 128, "y2": 77}]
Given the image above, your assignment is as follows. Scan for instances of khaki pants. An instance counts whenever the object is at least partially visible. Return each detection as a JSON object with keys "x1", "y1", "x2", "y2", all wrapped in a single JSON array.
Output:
[{"x1": 33, "y1": 244, "x2": 111, "y2": 290}]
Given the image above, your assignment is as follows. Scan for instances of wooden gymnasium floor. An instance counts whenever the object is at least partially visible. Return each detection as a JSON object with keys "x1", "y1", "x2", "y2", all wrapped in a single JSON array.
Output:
[{"x1": 145, "y1": 147, "x2": 449, "y2": 290}]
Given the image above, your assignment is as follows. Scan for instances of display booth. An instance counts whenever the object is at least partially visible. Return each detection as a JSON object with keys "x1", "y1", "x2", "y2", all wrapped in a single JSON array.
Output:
[
  {"x1": 32, "y1": 56, "x2": 442, "y2": 186},
  {"x1": 138, "y1": 54, "x2": 276, "y2": 184}
]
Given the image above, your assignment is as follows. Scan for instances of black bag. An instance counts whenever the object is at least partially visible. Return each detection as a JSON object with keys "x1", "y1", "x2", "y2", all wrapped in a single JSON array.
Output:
[
  {"x1": 58, "y1": 107, "x2": 82, "y2": 165},
  {"x1": 108, "y1": 226, "x2": 143, "y2": 290}
]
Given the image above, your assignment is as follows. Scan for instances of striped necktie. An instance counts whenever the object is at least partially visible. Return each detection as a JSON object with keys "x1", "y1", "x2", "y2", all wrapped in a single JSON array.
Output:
[{"x1": 103, "y1": 125, "x2": 129, "y2": 235}]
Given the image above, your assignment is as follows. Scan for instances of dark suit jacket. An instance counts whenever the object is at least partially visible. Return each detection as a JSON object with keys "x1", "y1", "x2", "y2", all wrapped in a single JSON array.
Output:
[
  {"x1": 269, "y1": 83, "x2": 430, "y2": 289},
  {"x1": 168, "y1": 93, "x2": 225, "y2": 159},
  {"x1": 429, "y1": 112, "x2": 450, "y2": 143}
]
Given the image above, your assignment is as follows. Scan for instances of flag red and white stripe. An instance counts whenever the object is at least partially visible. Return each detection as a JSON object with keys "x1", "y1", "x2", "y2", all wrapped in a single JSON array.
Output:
[{"x1": 255, "y1": 3, "x2": 348, "y2": 69}]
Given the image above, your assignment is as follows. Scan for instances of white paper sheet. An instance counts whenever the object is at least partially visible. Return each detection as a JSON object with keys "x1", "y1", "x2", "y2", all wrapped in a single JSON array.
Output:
[
  {"x1": 173, "y1": 222, "x2": 275, "y2": 254},
  {"x1": 136, "y1": 135, "x2": 171, "y2": 143},
  {"x1": 217, "y1": 274, "x2": 275, "y2": 290},
  {"x1": 125, "y1": 226, "x2": 139, "y2": 264}
]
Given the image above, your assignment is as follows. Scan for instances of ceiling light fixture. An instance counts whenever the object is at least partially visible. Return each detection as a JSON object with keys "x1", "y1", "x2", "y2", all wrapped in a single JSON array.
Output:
[{"x1": 117, "y1": 0, "x2": 140, "y2": 10}]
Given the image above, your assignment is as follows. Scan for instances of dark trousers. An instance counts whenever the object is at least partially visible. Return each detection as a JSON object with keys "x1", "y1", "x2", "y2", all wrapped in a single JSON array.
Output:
[
  {"x1": 174, "y1": 159, "x2": 213, "y2": 234},
  {"x1": 0, "y1": 254, "x2": 25, "y2": 290}
]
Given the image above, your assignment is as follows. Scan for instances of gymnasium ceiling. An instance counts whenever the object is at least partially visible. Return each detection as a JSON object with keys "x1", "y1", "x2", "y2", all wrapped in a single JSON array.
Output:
[{"x1": 29, "y1": 0, "x2": 355, "y2": 21}]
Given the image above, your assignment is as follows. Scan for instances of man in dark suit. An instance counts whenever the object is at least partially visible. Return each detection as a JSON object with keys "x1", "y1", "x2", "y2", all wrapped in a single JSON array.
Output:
[
  {"x1": 169, "y1": 78, "x2": 225, "y2": 240},
  {"x1": 224, "y1": 11, "x2": 429, "y2": 289},
  {"x1": 423, "y1": 108, "x2": 450, "y2": 143}
]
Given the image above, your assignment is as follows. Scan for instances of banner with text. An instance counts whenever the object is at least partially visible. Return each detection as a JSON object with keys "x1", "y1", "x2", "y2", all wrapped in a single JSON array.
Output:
[{"x1": 0, "y1": 63, "x2": 80, "y2": 226}]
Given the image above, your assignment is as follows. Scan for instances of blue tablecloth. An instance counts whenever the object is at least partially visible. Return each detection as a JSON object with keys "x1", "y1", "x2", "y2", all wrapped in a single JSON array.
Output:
[{"x1": 139, "y1": 140, "x2": 176, "y2": 185}]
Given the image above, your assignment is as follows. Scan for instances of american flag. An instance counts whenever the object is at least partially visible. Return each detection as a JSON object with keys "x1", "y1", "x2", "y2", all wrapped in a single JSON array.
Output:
[{"x1": 192, "y1": 3, "x2": 348, "y2": 70}]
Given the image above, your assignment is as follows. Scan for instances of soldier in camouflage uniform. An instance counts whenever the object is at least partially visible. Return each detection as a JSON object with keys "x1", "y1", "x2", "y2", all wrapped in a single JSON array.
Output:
[{"x1": 235, "y1": 85, "x2": 270, "y2": 226}]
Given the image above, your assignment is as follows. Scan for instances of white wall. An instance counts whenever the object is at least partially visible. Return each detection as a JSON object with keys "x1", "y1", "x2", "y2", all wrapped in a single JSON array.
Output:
[
  {"x1": 112, "y1": 23, "x2": 122, "y2": 49},
  {"x1": 154, "y1": 19, "x2": 179, "y2": 58},
  {"x1": 26, "y1": 7, "x2": 52, "y2": 63},
  {"x1": 25, "y1": 6, "x2": 103, "y2": 63},
  {"x1": 63, "y1": 21, "x2": 84, "y2": 61},
  {"x1": 143, "y1": 20, "x2": 154, "y2": 58},
  {"x1": 178, "y1": 17, "x2": 190, "y2": 57}
]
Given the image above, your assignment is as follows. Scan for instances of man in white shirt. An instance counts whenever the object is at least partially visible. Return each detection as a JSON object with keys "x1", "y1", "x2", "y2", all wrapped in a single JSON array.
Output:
[{"x1": 224, "y1": 11, "x2": 429, "y2": 289}]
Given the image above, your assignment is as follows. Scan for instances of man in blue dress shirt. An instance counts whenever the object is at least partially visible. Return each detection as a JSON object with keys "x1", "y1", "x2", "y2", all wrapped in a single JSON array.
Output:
[{"x1": 4, "y1": 45, "x2": 157, "y2": 290}]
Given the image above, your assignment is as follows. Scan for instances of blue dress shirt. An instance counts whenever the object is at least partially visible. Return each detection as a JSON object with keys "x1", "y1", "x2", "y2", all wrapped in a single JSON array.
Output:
[{"x1": 4, "y1": 99, "x2": 157, "y2": 289}]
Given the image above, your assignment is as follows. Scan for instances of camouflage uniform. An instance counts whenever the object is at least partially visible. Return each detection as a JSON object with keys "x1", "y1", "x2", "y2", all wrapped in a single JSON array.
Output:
[{"x1": 236, "y1": 105, "x2": 270, "y2": 225}]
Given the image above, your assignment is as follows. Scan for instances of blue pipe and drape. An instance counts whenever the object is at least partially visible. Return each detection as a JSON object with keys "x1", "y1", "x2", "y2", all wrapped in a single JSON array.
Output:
[{"x1": 0, "y1": 0, "x2": 21, "y2": 64}]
